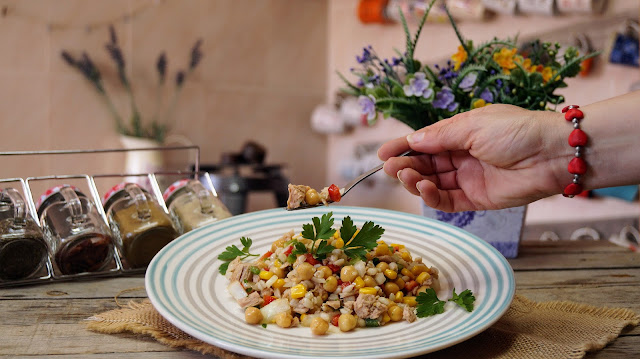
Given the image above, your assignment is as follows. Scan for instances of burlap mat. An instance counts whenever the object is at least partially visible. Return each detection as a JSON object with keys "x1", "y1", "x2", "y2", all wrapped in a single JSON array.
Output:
[{"x1": 85, "y1": 291, "x2": 639, "y2": 359}]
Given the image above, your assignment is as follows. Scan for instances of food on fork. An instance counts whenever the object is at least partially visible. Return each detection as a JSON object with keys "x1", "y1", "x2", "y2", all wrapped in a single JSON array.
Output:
[{"x1": 287, "y1": 183, "x2": 342, "y2": 210}]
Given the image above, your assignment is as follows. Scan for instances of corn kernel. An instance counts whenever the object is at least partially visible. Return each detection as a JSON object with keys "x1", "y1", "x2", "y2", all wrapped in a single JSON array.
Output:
[
  {"x1": 382, "y1": 313, "x2": 391, "y2": 324},
  {"x1": 400, "y1": 251, "x2": 412, "y2": 261},
  {"x1": 401, "y1": 268, "x2": 415, "y2": 280},
  {"x1": 403, "y1": 296, "x2": 417, "y2": 307},
  {"x1": 416, "y1": 271, "x2": 431, "y2": 284},
  {"x1": 354, "y1": 276, "x2": 365, "y2": 290},
  {"x1": 272, "y1": 278, "x2": 285, "y2": 289},
  {"x1": 290, "y1": 284, "x2": 307, "y2": 299},
  {"x1": 334, "y1": 238, "x2": 344, "y2": 249},
  {"x1": 273, "y1": 259, "x2": 282, "y2": 268},
  {"x1": 333, "y1": 231, "x2": 340, "y2": 239},
  {"x1": 390, "y1": 243, "x2": 405, "y2": 250},
  {"x1": 300, "y1": 313, "x2": 307, "y2": 323},
  {"x1": 359, "y1": 287, "x2": 378, "y2": 295},
  {"x1": 411, "y1": 264, "x2": 428, "y2": 275},
  {"x1": 259, "y1": 271, "x2": 275, "y2": 280},
  {"x1": 383, "y1": 269, "x2": 398, "y2": 280},
  {"x1": 394, "y1": 291, "x2": 404, "y2": 303}
]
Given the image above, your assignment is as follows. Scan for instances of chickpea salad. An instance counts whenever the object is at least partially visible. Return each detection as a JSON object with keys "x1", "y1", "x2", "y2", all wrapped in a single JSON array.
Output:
[
  {"x1": 286, "y1": 183, "x2": 342, "y2": 210},
  {"x1": 218, "y1": 212, "x2": 475, "y2": 335}
]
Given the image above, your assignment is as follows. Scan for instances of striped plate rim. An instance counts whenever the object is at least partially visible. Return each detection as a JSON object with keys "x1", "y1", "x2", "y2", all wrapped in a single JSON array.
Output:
[{"x1": 146, "y1": 206, "x2": 515, "y2": 359}]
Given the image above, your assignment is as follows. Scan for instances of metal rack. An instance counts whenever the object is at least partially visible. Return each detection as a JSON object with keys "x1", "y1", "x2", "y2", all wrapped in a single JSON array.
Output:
[{"x1": 0, "y1": 145, "x2": 218, "y2": 287}]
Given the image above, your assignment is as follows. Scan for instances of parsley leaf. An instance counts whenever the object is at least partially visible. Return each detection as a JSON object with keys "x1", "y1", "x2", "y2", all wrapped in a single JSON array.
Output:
[
  {"x1": 343, "y1": 219, "x2": 384, "y2": 261},
  {"x1": 217, "y1": 237, "x2": 259, "y2": 274},
  {"x1": 302, "y1": 212, "x2": 336, "y2": 241},
  {"x1": 340, "y1": 216, "x2": 357, "y2": 243},
  {"x1": 449, "y1": 288, "x2": 475, "y2": 312},
  {"x1": 291, "y1": 241, "x2": 308, "y2": 256},
  {"x1": 415, "y1": 288, "x2": 446, "y2": 317},
  {"x1": 315, "y1": 240, "x2": 335, "y2": 260}
]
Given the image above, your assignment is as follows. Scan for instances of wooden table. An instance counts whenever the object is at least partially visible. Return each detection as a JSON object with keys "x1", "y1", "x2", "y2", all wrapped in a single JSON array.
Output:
[{"x1": 1, "y1": 240, "x2": 639, "y2": 358}]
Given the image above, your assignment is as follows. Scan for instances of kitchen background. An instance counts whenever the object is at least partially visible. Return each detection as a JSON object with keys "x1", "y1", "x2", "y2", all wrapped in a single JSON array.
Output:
[{"x1": 0, "y1": 0, "x2": 638, "y2": 229}]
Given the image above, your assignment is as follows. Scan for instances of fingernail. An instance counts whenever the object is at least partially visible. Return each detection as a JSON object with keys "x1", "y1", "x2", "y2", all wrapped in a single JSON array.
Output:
[
  {"x1": 407, "y1": 132, "x2": 424, "y2": 144},
  {"x1": 416, "y1": 180, "x2": 424, "y2": 194},
  {"x1": 396, "y1": 169, "x2": 404, "y2": 184}
]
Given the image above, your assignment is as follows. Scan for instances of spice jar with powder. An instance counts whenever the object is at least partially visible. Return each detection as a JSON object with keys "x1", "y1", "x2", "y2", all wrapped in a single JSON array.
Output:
[
  {"x1": 37, "y1": 185, "x2": 115, "y2": 275},
  {"x1": 0, "y1": 188, "x2": 49, "y2": 281},
  {"x1": 163, "y1": 179, "x2": 231, "y2": 234},
  {"x1": 103, "y1": 182, "x2": 178, "y2": 268}
]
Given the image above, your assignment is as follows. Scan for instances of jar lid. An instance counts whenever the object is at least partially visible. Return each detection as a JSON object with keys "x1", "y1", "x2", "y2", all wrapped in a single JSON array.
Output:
[
  {"x1": 102, "y1": 182, "x2": 152, "y2": 213},
  {"x1": 162, "y1": 179, "x2": 191, "y2": 202},
  {"x1": 36, "y1": 184, "x2": 81, "y2": 211}
]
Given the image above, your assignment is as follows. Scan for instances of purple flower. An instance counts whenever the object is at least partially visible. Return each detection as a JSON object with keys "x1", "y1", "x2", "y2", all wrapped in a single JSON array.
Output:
[
  {"x1": 479, "y1": 88, "x2": 494, "y2": 103},
  {"x1": 433, "y1": 87, "x2": 454, "y2": 109},
  {"x1": 358, "y1": 95, "x2": 377, "y2": 122},
  {"x1": 356, "y1": 47, "x2": 372, "y2": 64},
  {"x1": 459, "y1": 72, "x2": 477, "y2": 92},
  {"x1": 403, "y1": 72, "x2": 433, "y2": 98}
]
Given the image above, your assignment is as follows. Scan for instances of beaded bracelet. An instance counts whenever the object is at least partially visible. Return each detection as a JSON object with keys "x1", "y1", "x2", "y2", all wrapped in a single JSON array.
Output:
[{"x1": 562, "y1": 105, "x2": 588, "y2": 197}]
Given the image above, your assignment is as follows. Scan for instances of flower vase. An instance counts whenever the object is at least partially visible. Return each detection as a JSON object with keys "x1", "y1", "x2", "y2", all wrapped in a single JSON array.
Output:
[
  {"x1": 119, "y1": 135, "x2": 164, "y2": 185},
  {"x1": 422, "y1": 204, "x2": 527, "y2": 258}
]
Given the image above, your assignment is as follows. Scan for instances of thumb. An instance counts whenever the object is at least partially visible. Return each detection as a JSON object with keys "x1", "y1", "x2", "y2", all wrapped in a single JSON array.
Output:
[{"x1": 406, "y1": 112, "x2": 475, "y2": 154}]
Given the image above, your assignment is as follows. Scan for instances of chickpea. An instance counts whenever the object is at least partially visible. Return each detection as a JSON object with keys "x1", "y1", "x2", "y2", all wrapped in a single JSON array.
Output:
[
  {"x1": 305, "y1": 189, "x2": 321, "y2": 206},
  {"x1": 297, "y1": 262, "x2": 315, "y2": 280},
  {"x1": 317, "y1": 266, "x2": 332, "y2": 278},
  {"x1": 383, "y1": 282, "x2": 400, "y2": 296},
  {"x1": 274, "y1": 312, "x2": 293, "y2": 328},
  {"x1": 375, "y1": 262, "x2": 389, "y2": 272},
  {"x1": 338, "y1": 313, "x2": 357, "y2": 332},
  {"x1": 388, "y1": 305, "x2": 403, "y2": 322},
  {"x1": 323, "y1": 275, "x2": 338, "y2": 292},
  {"x1": 363, "y1": 275, "x2": 377, "y2": 288},
  {"x1": 310, "y1": 317, "x2": 329, "y2": 335},
  {"x1": 340, "y1": 265, "x2": 358, "y2": 282},
  {"x1": 272, "y1": 266, "x2": 285, "y2": 279},
  {"x1": 244, "y1": 307, "x2": 263, "y2": 325},
  {"x1": 270, "y1": 238, "x2": 286, "y2": 252}
]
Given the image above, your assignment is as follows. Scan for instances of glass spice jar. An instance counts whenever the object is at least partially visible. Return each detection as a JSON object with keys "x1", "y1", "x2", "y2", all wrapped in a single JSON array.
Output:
[
  {"x1": 37, "y1": 185, "x2": 114, "y2": 275},
  {"x1": 0, "y1": 188, "x2": 49, "y2": 281},
  {"x1": 103, "y1": 182, "x2": 178, "y2": 268},
  {"x1": 163, "y1": 179, "x2": 232, "y2": 234}
]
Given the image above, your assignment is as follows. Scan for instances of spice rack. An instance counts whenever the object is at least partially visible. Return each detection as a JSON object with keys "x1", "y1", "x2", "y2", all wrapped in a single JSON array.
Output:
[{"x1": 0, "y1": 145, "x2": 222, "y2": 287}]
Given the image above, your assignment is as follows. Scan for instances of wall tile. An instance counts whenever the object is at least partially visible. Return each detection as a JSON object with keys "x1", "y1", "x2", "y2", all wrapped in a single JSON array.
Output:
[{"x1": 0, "y1": 0, "x2": 50, "y2": 74}]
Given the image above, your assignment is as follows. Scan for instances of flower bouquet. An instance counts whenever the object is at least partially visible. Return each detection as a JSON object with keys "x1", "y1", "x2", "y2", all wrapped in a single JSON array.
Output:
[{"x1": 340, "y1": 0, "x2": 597, "y2": 131}]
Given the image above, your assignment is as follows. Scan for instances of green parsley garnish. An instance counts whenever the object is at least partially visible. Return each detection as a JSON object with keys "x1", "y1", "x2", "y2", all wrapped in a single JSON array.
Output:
[
  {"x1": 416, "y1": 288, "x2": 476, "y2": 317},
  {"x1": 341, "y1": 216, "x2": 384, "y2": 261},
  {"x1": 217, "y1": 237, "x2": 259, "y2": 275},
  {"x1": 302, "y1": 212, "x2": 336, "y2": 260}
]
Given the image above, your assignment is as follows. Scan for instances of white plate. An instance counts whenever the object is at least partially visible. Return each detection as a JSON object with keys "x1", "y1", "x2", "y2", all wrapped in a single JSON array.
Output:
[{"x1": 146, "y1": 206, "x2": 515, "y2": 359}]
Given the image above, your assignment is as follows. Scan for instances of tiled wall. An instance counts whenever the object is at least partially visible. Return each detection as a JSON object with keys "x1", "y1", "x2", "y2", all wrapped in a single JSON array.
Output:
[
  {"x1": 0, "y1": 0, "x2": 328, "y2": 212},
  {"x1": 326, "y1": 0, "x2": 640, "y2": 215}
]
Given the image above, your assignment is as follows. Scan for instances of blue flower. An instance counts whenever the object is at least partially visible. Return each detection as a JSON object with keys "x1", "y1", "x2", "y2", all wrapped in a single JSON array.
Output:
[
  {"x1": 403, "y1": 72, "x2": 433, "y2": 98},
  {"x1": 479, "y1": 88, "x2": 494, "y2": 103},
  {"x1": 459, "y1": 72, "x2": 478, "y2": 92},
  {"x1": 358, "y1": 95, "x2": 377, "y2": 123},
  {"x1": 433, "y1": 87, "x2": 455, "y2": 109}
]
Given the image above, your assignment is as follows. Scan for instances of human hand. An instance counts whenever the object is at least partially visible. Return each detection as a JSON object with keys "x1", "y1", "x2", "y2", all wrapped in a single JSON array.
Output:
[{"x1": 378, "y1": 104, "x2": 568, "y2": 212}]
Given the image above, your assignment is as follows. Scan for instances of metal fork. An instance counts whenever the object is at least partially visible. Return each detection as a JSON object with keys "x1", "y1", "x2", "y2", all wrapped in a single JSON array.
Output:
[{"x1": 286, "y1": 150, "x2": 412, "y2": 210}]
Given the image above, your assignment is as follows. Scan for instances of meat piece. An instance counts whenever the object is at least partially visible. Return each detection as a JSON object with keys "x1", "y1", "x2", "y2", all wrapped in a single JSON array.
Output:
[
  {"x1": 353, "y1": 293, "x2": 388, "y2": 319},
  {"x1": 325, "y1": 300, "x2": 341, "y2": 310},
  {"x1": 237, "y1": 291, "x2": 262, "y2": 308},
  {"x1": 228, "y1": 258, "x2": 252, "y2": 283},
  {"x1": 287, "y1": 184, "x2": 310, "y2": 209},
  {"x1": 403, "y1": 305, "x2": 417, "y2": 323}
]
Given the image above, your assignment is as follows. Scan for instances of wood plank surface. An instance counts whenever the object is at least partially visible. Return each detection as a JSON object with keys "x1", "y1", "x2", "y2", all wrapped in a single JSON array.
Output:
[{"x1": 1, "y1": 240, "x2": 639, "y2": 358}]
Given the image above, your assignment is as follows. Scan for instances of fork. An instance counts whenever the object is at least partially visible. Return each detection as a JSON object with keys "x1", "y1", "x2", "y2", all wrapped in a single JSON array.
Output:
[{"x1": 286, "y1": 150, "x2": 412, "y2": 210}]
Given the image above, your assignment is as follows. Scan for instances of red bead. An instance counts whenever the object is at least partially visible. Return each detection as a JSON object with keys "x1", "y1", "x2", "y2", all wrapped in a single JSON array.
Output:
[
  {"x1": 568, "y1": 129, "x2": 588, "y2": 147},
  {"x1": 568, "y1": 157, "x2": 587, "y2": 174},
  {"x1": 564, "y1": 108, "x2": 584, "y2": 121},
  {"x1": 562, "y1": 105, "x2": 579, "y2": 113},
  {"x1": 563, "y1": 183, "x2": 583, "y2": 197}
]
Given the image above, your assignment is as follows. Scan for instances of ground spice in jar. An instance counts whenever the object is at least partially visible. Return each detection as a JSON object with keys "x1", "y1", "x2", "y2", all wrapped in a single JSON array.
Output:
[
  {"x1": 0, "y1": 219, "x2": 48, "y2": 281},
  {"x1": 37, "y1": 185, "x2": 115, "y2": 276},
  {"x1": 104, "y1": 183, "x2": 178, "y2": 269}
]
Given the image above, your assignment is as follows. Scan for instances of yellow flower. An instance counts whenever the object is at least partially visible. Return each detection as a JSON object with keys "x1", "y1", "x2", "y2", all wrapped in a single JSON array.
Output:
[
  {"x1": 541, "y1": 66, "x2": 555, "y2": 83},
  {"x1": 515, "y1": 56, "x2": 533, "y2": 72},
  {"x1": 493, "y1": 47, "x2": 517, "y2": 73},
  {"x1": 471, "y1": 99, "x2": 489, "y2": 109},
  {"x1": 451, "y1": 45, "x2": 468, "y2": 71}
]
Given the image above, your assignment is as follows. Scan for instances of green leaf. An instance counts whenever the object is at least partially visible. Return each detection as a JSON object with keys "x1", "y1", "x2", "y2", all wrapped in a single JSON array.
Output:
[
  {"x1": 218, "y1": 261, "x2": 230, "y2": 275},
  {"x1": 416, "y1": 288, "x2": 446, "y2": 317},
  {"x1": 218, "y1": 245, "x2": 245, "y2": 261},
  {"x1": 340, "y1": 216, "x2": 357, "y2": 243},
  {"x1": 343, "y1": 220, "x2": 384, "y2": 261},
  {"x1": 315, "y1": 240, "x2": 335, "y2": 259},
  {"x1": 449, "y1": 288, "x2": 475, "y2": 312},
  {"x1": 292, "y1": 241, "x2": 308, "y2": 256},
  {"x1": 240, "y1": 237, "x2": 252, "y2": 253}
]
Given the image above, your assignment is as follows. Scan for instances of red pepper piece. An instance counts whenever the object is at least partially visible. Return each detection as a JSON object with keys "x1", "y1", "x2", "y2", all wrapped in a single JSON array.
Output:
[{"x1": 328, "y1": 184, "x2": 342, "y2": 202}]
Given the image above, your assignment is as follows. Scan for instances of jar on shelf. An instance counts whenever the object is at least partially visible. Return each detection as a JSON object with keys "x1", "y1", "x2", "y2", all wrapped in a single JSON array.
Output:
[
  {"x1": 0, "y1": 188, "x2": 49, "y2": 281},
  {"x1": 103, "y1": 182, "x2": 178, "y2": 268},
  {"x1": 36, "y1": 185, "x2": 114, "y2": 275},
  {"x1": 163, "y1": 179, "x2": 232, "y2": 234}
]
